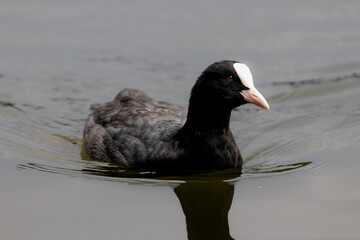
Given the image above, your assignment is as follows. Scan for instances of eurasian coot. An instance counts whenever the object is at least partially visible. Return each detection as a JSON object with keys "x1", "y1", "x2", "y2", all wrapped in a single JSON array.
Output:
[{"x1": 83, "y1": 60, "x2": 269, "y2": 171}]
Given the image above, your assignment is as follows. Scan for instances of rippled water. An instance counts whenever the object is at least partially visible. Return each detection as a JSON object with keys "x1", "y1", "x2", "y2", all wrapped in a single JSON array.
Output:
[{"x1": 1, "y1": 1, "x2": 360, "y2": 239}]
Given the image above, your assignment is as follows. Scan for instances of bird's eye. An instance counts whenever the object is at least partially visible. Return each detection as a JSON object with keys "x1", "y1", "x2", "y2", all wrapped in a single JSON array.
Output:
[{"x1": 226, "y1": 76, "x2": 233, "y2": 82}]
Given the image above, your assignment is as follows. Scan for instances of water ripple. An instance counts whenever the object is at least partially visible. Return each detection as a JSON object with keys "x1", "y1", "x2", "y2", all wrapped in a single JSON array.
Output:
[
  {"x1": 272, "y1": 72, "x2": 360, "y2": 87},
  {"x1": 243, "y1": 161, "x2": 312, "y2": 178}
]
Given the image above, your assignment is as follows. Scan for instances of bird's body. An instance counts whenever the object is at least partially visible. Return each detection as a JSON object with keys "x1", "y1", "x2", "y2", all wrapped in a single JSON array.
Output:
[{"x1": 83, "y1": 60, "x2": 269, "y2": 171}]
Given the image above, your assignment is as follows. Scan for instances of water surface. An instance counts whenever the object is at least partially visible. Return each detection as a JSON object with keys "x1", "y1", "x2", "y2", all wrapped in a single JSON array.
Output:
[{"x1": 1, "y1": 1, "x2": 360, "y2": 239}]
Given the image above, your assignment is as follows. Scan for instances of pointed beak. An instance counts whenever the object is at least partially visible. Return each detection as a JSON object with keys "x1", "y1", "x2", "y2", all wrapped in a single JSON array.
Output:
[{"x1": 241, "y1": 87, "x2": 270, "y2": 110}]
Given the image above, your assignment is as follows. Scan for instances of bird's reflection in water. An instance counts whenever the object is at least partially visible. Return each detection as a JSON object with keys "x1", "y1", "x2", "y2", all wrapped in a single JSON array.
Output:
[
  {"x1": 80, "y1": 164, "x2": 241, "y2": 240},
  {"x1": 174, "y1": 179, "x2": 236, "y2": 240},
  {"x1": 21, "y1": 158, "x2": 312, "y2": 240}
]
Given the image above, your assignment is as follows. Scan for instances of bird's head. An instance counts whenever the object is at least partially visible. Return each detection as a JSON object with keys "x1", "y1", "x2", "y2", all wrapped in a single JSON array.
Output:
[{"x1": 191, "y1": 60, "x2": 270, "y2": 110}]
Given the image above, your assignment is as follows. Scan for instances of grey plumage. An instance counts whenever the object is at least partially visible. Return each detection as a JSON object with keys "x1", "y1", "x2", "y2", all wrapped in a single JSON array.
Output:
[{"x1": 83, "y1": 88, "x2": 186, "y2": 166}]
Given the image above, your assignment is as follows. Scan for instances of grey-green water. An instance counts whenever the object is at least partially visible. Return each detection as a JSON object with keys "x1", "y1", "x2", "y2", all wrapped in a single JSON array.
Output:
[{"x1": 1, "y1": 1, "x2": 360, "y2": 239}]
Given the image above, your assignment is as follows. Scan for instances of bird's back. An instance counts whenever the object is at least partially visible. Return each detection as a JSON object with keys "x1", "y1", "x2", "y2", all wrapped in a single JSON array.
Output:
[{"x1": 83, "y1": 89, "x2": 186, "y2": 166}]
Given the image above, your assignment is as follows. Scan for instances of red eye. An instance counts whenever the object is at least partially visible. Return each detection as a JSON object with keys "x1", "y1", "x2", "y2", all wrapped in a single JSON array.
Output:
[{"x1": 226, "y1": 76, "x2": 233, "y2": 82}]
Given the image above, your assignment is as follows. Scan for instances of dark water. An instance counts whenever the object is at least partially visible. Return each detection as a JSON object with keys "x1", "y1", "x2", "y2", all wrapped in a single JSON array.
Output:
[{"x1": 1, "y1": 1, "x2": 360, "y2": 239}]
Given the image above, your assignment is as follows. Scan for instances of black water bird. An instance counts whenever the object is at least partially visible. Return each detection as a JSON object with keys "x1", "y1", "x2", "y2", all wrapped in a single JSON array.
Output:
[{"x1": 83, "y1": 60, "x2": 269, "y2": 171}]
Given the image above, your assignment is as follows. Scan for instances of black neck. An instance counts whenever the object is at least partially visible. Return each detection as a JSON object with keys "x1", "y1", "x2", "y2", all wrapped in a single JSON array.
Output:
[
  {"x1": 182, "y1": 99, "x2": 232, "y2": 133},
  {"x1": 173, "y1": 94, "x2": 242, "y2": 169}
]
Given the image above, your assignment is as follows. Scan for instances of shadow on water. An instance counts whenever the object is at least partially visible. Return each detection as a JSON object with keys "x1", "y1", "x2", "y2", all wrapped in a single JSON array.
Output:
[
  {"x1": 19, "y1": 159, "x2": 241, "y2": 239},
  {"x1": 17, "y1": 159, "x2": 312, "y2": 240},
  {"x1": 84, "y1": 165, "x2": 240, "y2": 240},
  {"x1": 174, "y1": 180, "x2": 235, "y2": 240}
]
